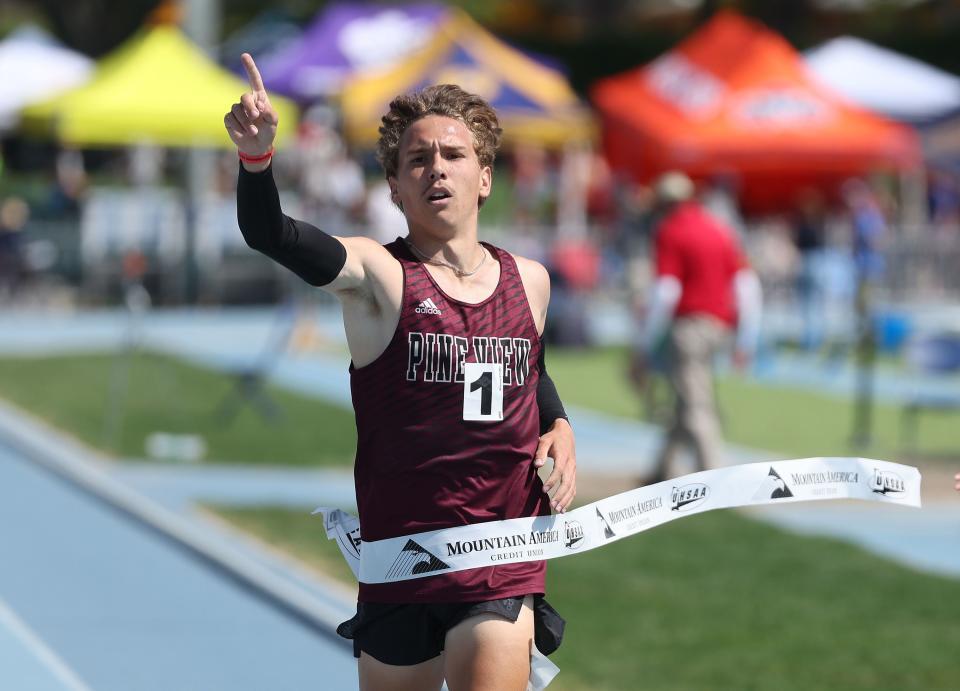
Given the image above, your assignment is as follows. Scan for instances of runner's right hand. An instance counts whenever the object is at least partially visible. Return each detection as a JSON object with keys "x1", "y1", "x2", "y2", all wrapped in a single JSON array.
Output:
[{"x1": 224, "y1": 53, "x2": 278, "y2": 158}]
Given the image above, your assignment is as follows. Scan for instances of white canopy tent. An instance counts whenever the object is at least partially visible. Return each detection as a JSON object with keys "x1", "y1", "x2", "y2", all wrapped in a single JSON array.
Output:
[
  {"x1": 0, "y1": 25, "x2": 93, "y2": 130},
  {"x1": 804, "y1": 36, "x2": 960, "y2": 124}
]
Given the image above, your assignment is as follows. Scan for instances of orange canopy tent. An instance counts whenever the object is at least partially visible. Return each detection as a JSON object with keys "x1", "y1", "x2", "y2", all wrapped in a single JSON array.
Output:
[{"x1": 591, "y1": 11, "x2": 920, "y2": 213}]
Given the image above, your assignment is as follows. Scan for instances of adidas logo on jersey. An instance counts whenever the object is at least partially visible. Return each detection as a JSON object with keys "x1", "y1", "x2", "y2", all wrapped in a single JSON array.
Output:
[{"x1": 415, "y1": 297, "x2": 442, "y2": 315}]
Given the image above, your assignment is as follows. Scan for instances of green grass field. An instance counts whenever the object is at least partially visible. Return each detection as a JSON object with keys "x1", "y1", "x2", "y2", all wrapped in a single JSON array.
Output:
[
  {"x1": 206, "y1": 504, "x2": 960, "y2": 690},
  {"x1": 211, "y1": 505, "x2": 358, "y2": 585},
  {"x1": 0, "y1": 350, "x2": 356, "y2": 466},
  {"x1": 547, "y1": 346, "x2": 960, "y2": 462},
  {"x1": 1, "y1": 346, "x2": 956, "y2": 467}
]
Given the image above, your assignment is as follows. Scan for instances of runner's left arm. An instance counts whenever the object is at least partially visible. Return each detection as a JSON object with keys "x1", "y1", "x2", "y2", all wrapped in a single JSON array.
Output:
[
  {"x1": 537, "y1": 347, "x2": 568, "y2": 434},
  {"x1": 536, "y1": 352, "x2": 576, "y2": 513},
  {"x1": 514, "y1": 255, "x2": 577, "y2": 514}
]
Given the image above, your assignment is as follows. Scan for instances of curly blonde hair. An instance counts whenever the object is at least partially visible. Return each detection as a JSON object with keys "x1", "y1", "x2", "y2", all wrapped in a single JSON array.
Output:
[{"x1": 376, "y1": 84, "x2": 502, "y2": 185}]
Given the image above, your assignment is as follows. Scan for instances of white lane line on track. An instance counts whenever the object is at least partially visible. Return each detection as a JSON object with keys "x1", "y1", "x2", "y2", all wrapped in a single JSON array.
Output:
[{"x1": 0, "y1": 596, "x2": 94, "y2": 691}]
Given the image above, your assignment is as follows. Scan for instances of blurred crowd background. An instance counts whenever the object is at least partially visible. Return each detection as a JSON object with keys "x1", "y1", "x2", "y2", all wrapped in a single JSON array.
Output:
[{"x1": 1, "y1": 0, "x2": 959, "y2": 355}]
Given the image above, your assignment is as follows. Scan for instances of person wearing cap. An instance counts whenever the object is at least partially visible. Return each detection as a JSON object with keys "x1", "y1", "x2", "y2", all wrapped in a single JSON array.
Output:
[{"x1": 630, "y1": 171, "x2": 762, "y2": 484}]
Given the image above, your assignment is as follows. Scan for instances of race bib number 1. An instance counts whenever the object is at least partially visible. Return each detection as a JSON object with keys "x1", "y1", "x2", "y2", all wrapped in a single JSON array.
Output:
[{"x1": 463, "y1": 362, "x2": 504, "y2": 422}]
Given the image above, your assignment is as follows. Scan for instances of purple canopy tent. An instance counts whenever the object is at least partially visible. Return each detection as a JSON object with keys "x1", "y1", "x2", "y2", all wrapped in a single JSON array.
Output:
[{"x1": 258, "y1": 2, "x2": 448, "y2": 102}]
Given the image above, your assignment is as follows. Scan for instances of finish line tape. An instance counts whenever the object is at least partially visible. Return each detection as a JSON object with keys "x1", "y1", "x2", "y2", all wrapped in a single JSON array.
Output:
[{"x1": 315, "y1": 457, "x2": 920, "y2": 585}]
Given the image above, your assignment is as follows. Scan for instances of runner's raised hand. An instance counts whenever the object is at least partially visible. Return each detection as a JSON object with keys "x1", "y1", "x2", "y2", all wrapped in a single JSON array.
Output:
[{"x1": 224, "y1": 53, "x2": 278, "y2": 159}]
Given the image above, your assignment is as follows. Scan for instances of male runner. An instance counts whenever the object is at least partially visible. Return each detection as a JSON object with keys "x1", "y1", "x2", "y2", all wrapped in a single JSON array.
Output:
[{"x1": 225, "y1": 54, "x2": 576, "y2": 690}]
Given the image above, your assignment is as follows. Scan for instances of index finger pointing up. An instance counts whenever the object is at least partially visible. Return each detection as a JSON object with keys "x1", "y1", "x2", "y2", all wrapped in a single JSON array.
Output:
[{"x1": 241, "y1": 52, "x2": 265, "y2": 93}]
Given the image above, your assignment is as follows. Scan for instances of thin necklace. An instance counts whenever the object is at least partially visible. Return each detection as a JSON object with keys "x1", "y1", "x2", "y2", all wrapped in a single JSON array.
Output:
[{"x1": 404, "y1": 238, "x2": 487, "y2": 278}]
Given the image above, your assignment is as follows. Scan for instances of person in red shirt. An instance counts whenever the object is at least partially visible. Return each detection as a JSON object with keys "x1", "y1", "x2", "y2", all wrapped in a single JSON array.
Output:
[{"x1": 630, "y1": 171, "x2": 762, "y2": 483}]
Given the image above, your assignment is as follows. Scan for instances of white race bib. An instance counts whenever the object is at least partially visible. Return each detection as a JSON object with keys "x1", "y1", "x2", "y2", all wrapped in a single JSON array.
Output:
[{"x1": 462, "y1": 362, "x2": 504, "y2": 422}]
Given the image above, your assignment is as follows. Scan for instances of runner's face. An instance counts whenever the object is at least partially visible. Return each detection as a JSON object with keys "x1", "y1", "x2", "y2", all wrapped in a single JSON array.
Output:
[{"x1": 389, "y1": 115, "x2": 492, "y2": 236}]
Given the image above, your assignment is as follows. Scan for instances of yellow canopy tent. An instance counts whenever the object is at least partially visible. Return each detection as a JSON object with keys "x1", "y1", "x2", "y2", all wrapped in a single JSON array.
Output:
[
  {"x1": 21, "y1": 24, "x2": 298, "y2": 148},
  {"x1": 340, "y1": 10, "x2": 594, "y2": 149}
]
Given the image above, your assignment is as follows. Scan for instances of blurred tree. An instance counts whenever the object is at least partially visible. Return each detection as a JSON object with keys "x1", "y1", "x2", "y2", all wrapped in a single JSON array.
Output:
[
  {"x1": 724, "y1": 0, "x2": 818, "y2": 37},
  {"x1": 26, "y1": 0, "x2": 323, "y2": 56},
  {"x1": 488, "y1": 0, "x2": 960, "y2": 93},
  {"x1": 218, "y1": 0, "x2": 320, "y2": 37},
  {"x1": 15, "y1": 0, "x2": 960, "y2": 92},
  {"x1": 34, "y1": 0, "x2": 162, "y2": 56},
  {"x1": 0, "y1": 0, "x2": 48, "y2": 37}
]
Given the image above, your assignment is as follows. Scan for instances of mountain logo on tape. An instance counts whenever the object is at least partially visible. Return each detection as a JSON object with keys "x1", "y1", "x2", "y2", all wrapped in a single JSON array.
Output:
[
  {"x1": 596, "y1": 507, "x2": 616, "y2": 539},
  {"x1": 670, "y1": 483, "x2": 709, "y2": 512},
  {"x1": 564, "y1": 521, "x2": 585, "y2": 550},
  {"x1": 871, "y1": 468, "x2": 906, "y2": 495},
  {"x1": 385, "y1": 539, "x2": 451, "y2": 580},
  {"x1": 753, "y1": 467, "x2": 795, "y2": 501}
]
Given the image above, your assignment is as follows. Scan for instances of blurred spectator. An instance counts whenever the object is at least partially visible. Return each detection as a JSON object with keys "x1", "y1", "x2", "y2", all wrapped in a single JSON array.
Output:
[
  {"x1": 748, "y1": 218, "x2": 798, "y2": 303},
  {"x1": 128, "y1": 143, "x2": 165, "y2": 187},
  {"x1": 365, "y1": 179, "x2": 407, "y2": 245},
  {"x1": 928, "y1": 168, "x2": 960, "y2": 233},
  {"x1": 601, "y1": 176, "x2": 652, "y2": 293},
  {"x1": 550, "y1": 239, "x2": 601, "y2": 293},
  {"x1": 47, "y1": 148, "x2": 87, "y2": 217},
  {"x1": 582, "y1": 151, "x2": 623, "y2": 286},
  {"x1": 0, "y1": 196, "x2": 30, "y2": 299},
  {"x1": 844, "y1": 178, "x2": 887, "y2": 294},
  {"x1": 629, "y1": 171, "x2": 761, "y2": 484},
  {"x1": 556, "y1": 143, "x2": 590, "y2": 233},
  {"x1": 617, "y1": 178, "x2": 655, "y2": 242},
  {"x1": 544, "y1": 239, "x2": 601, "y2": 346},
  {"x1": 843, "y1": 177, "x2": 888, "y2": 447},
  {"x1": 511, "y1": 142, "x2": 554, "y2": 227},
  {"x1": 791, "y1": 188, "x2": 828, "y2": 350},
  {"x1": 619, "y1": 179, "x2": 658, "y2": 349},
  {"x1": 700, "y1": 172, "x2": 745, "y2": 240},
  {"x1": 584, "y1": 150, "x2": 616, "y2": 227},
  {"x1": 297, "y1": 105, "x2": 365, "y2": 229}
]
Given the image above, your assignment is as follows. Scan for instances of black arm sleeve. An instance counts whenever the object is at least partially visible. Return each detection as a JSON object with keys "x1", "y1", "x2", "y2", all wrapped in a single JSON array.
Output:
[
  {"x1": 236, "y1": 162, "x2": 347, "y2": 286},
  {"x1": 537, "y1": 343, "x2": 569, "y2": 435}
]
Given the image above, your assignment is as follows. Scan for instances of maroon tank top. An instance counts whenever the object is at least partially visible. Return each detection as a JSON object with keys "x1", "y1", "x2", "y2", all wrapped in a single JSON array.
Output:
[{"x1": 350, "y1": 239, "x2": 548, "y2": 603}]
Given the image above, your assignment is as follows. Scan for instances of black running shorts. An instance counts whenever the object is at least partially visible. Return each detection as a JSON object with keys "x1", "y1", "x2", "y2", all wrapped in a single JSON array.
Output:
[{"x1": 337, "y1": 595, "x2": 565, "y2": 666}]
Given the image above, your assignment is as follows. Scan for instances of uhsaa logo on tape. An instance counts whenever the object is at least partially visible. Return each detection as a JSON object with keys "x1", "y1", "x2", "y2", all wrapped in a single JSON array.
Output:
[
  {"x1": 871, "y1": 468, "x2": 905, "y2": 495},
  {"x1": 564, "y1": 521, "x2": 585, "y2": 550},
  {"x1": 670, "y1": 483, "x2": 709, "y2": 512}
]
